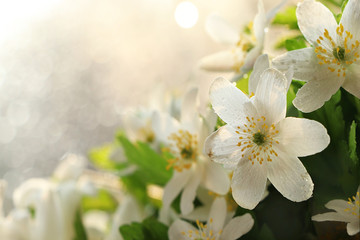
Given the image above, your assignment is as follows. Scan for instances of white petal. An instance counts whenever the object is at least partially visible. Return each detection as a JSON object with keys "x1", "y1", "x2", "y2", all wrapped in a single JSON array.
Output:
[
  {"x1": 13, "y1": 178, "x2": 51, "y2": 208},
  {"x1": 312, "y1": 212, "x2": 350, "y2": 222},
  {"x1": 253, "y1": 68, "x2": 287, "y2": 124},
  {"x1": 107, "y1": 196, "x2": 144, "y2": 240},
  {"x1": 253, "y1": 0, "x2": 266, "y2": 43},
  {"x1": 293, "y1": 70, "x2": 344, "y2": 113},
  {"x1": 347, "y1": 221, "x2": 360, "y2": 236},
  {"x1": 325, "y1": 199, "x2": 350, "y2": 212},
  {"x1": 200, "y1": 50, "x2": 242, "y2": 72},
  {"x1": 168, "y1": 219, "x2": 197, "y2": 240},
  {"x1": 205, "y1": 14, "x2": 239, "y2": 45},
  {"x1": 266, "y1": 0, "x2": 288, "y2": 23},
  {"x1": 162, "y1": 170, "x2": 192, "y2": 209},
  {"x1": 208, "y1": 197, "x2": 226, "y2": 233},
  {"x1": 324, "y1": 199, "x2": 356, "y2": 220},
  {"x1": 181, "y1": 205, "x2": 211, "y2": 222},
  {"x1": 34, "y1": 188, "x2": 65, "y2": 240},
  {"x1": 180, "y1": 88, "x2": 199, "y2": 125},
  {"x1": 296, "y1": 0, "x2": 338, "y2": 46},
  {"x1": 241, "y1": 45, "x2": 263, "y2": 74},
  {"x1": 151, "y1": 111, "x2": 180, "y2": 143},
  {"x1": 53, "y1": 153, "x2": 86, "y2": 181},
  {"x1": 276, "y1": 117, "x2": 330, "y2": 157},
  {"x1": 204, "y1": 125, "x2": 246, "y2": 167},
  {"x1": 248, "y1": 54, "x2": 270, "y2": 95},
  {"x1": 180, "y1": 167, "x2": 202, "y2": 215},
  {"x1": 342, "y1": 64, "x2": 360, "y2": 98},
  {"x1": 209, "y1": 77, "x2": 256, "y2": 127},
  {"x1": 231, "y1": 159, "x2": 267, "y2": 210},
  {"x1": 272, "y1": 47, "x2": 319, "y2": 81},
  {"x1": 267, "y1": 148, "x2": 313, "y2": 202},
  {"x1": 203, "y1": 160, "x2": 230, "y2": 195},
  {"x1": 221, "y1": 213, "x2": 254, "y2": 240},
  {"x1": 340, "y1": 0, "x2": 360, "y2": 41}
]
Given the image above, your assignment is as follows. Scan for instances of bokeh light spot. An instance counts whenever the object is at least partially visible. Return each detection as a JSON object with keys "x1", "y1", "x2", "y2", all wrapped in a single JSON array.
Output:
[{"x1": 174, "y1": 1, "x2": 199, "y2": 29}]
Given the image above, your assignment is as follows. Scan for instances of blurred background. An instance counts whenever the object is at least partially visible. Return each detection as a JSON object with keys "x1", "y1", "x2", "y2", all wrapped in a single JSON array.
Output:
[{"x1": 0, "y1": 0, "x2": 290, "y2": 201}]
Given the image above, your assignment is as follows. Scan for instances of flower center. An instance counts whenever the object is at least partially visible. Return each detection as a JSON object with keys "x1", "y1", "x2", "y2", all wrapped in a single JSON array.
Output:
[
  {"x1": 166, "y1": 130, "x2": 198, "y2": 172},
  {"x1": 139, "y1": 126, "x2": 155, "y2": 143},
  {"x1": 314, "y1": 24, "x2": 360, "y2": 77},
  {"x1": 181, "y1": 219, "x2": 222, "y2": 240},
  {"x1": 333, "y1": 46, "x2": 345, "y2": 61},
  {"x1": 344, "y1": 191, "x2": 360, "y2": 219},
  {"x1": 252, "y1": 132, "x2": 266, "y2": 146},
  {"x1": 235, "y1": 116, "x2": 280, "y2": 165}
]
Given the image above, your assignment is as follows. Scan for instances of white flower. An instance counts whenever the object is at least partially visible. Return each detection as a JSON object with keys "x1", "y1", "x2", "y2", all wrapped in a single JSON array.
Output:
[
  {"x1": 312, "y1": 185, "x2": 360, "y2": 236},
  {"x1": 0, "y1": 153, "x2": 96, "y2": 240},
  {"x1": 168, "y1": 197, "x2": 254, "y2": 240},
  {"x1": 200, "y1": 0, "x2": 287, "y2": 80},
  {"x1": 204, "y1": 68, "x2": 330, "y2": 209},
  {"x1": 272, "y1": 0, "x2": 360, "y2": 112},
  {"x1": 120, "y1": 83, "x2": 181, "y2": 147},
  {"x1": 82, "y1": 210, "x2": 110, "y2": 240},
  {"x1": 154, "y1": 89, "x2": 230, "y2": 223}
]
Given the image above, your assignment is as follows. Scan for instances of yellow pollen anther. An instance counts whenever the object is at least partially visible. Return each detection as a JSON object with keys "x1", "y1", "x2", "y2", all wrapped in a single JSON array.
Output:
[{"x1": 166, "y1": 130, "x2": 198, "y2": 172}]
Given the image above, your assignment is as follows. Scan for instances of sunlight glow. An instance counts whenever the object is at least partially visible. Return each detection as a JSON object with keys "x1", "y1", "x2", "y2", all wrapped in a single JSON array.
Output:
[{"x1": 174, "y1": 1, "x2": 199, "y2": 29}]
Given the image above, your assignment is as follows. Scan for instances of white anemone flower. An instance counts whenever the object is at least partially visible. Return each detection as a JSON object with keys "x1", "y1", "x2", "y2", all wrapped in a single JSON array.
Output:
[
  {"x1": 204, "y1": 68, "x2": 330, "y2": 209},
  {"x1": 272, "y1": 0, "x2": 360, "y2": 112},
  {"x1": 154, "y1": 88, "x2": 230, "y2": 223},
  {"x1": 2, "y1": 153, "x2": 96, "y2": 240},
  {"x1": 312, "y1": 185, "x2": 360, "y2": 236},
  {"x1": 168, "y1": 197, "x2": 254, "y2": 240},
  {"x1": 200, "y1": 0, "x2": 287, "y2": 80}
]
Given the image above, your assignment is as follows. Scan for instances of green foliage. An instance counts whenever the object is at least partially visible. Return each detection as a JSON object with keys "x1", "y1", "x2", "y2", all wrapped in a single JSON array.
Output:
[
  {"x1": 348, "y1": 121, "x2": 359, "y2": 166},
  {"x1": 285, "y1": 38, "x2": 307, "y2": 51},
  {"x1": 82, "y1": 189, "x2": 118, "y2": 213},
  {"x1": 216, "y1": 117, "x2": 226, "y2": 130},
  {"x1": 235, "y1": 71, "x2": 251, "y2": 94},
  {"x1": 257, "y1": 224, "x2": 277, "y2": 240},
  {"x1": 73, "y1": 210, "x2": 88, "y2": 240},
  {"x1": 116, "y1": 134, "x2": 172, "y2": 204},
  {"x1": 275, "y1": 35, "x2": 306, "y2": 50},
  {"x1": 301, "y1": 89, "x2": 359, "y2": 207},
  {"x1": 117, "y1": 134, "x2": 172, "y2": 186},
  {"x1": 272, "y1": 6, "x2": 298, "y2": 29},
  {"x1": 89, "y1": 143, "x2": 123, "y2": 170},
  {"x1": 340, "y1": 0, "x2": 349, "y2": 12},
  {"x1": 119, "y1": 217, "x2": 169, "y2": 240},
  {"x1": 120, "y1": 222, "x2": 144, "y2": 240}
]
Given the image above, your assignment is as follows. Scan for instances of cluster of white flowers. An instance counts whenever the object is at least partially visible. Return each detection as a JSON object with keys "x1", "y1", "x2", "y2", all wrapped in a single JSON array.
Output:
[{"x1": 1, "y1": 0, "x2": 359, "y2": 239}]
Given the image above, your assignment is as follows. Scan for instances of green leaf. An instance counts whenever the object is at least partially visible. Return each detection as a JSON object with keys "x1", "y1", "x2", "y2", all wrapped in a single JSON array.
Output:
[
  {"x1": 89, "y1": 143, "x2": 121, "y2": 170},
  {"x1": 285, "y1": 38, "x2": 307, "y2": 51},
  {"x1": 275, "y1": 35, "x2": 306, "y2": 50},
  {"x1": 272, "y1": 6, "x2": 298, "y2": 29},
  {"x1": 82, "y1": 189, "x2": 118, "y2": 213},
  {"x1": 119, "y1": 218, "x2": 169, "y2": 240},
  {"x1": 117, "y1": 134, "x2": 172, "y2": 186},
  {"x1": 216, "y1": 117, "x2": 226, "y2": 130},
  {"x1": 235, "y1": 71, "x2": 251, "y2": 94},
  {"x1": 341, "y1": 0, "x2": 349, "y2": 12},
  {"x1": 257, "y1": 224, "x2": 276, "y2": 240},
  {"x1": 348, "y1": 121, "x2": 359, "y2": 165},
  {"x1": 73, "y1": 210, "x2": 88, "y2": 240},
  {"x1": 119, "y1": 222, "x2": 144, "y2": 240},
  {"x1": 142, "y1": 218, "x2": 169, "y2": 240}
]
